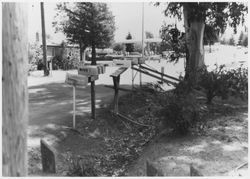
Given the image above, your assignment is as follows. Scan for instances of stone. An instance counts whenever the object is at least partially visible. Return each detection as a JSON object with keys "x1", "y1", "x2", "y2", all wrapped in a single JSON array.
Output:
[
  {"x1": 190, "y1": 164, "x2": 203, "y2": 176},
  {"x1": 40, "y1": 139, "x2": 56, "y2": 173}
]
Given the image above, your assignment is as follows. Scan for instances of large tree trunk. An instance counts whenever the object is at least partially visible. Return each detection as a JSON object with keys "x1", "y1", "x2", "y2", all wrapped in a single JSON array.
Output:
[
  {"x1": 41, "y1": 2, "x2": 49, "y2": 76},
  {"x1": 183, "y1": 4, "x2": 205, "y2": 84},
  {"x1": 2, "y1": 3, "x2": 28, "y2": 176},
  {"x1": 79, "y1": 42, "x2": 83, "y2": 61},
  {"x1": 91, "y1": 44, "x2": 96, "y2": 65}
]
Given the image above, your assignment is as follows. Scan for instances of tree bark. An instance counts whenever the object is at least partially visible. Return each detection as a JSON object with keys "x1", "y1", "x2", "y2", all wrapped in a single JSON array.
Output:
[
  {"x1": 79, "y1": 42, "x2": 83, "y2": 61},
  {"x1": 91, "y1": 43, "x2": 96, "y2": 65},
  {"x1": 2, "y1": 3, "x2": 28, "y2": 176},
  {"x1": 41, "y1": 2, "x2": 49, "y2": 76},
  {"x1": 183, "y1": 4, "x2": 205, "y2": 84}
]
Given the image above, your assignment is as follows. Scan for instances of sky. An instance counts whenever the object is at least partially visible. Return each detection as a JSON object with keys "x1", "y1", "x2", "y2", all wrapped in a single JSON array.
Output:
[
  {"x1": 28, "y1": 2, "x2": 246, "y2": 44},
  {"x1": 28, "y1": 2, "x2": 180, "y2": 44}
]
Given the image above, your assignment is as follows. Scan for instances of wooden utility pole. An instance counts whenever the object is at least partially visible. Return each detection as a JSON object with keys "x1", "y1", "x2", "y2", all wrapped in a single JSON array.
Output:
[
  {"x1": 2, "y1": 3, "x2": 28, "y2": 176},
  {"x1": 140, "y1": 2, "x2": 144, "y2": 87},
  {"x1": 40, "y1": 2, "x2": 49, "y2": 76}
]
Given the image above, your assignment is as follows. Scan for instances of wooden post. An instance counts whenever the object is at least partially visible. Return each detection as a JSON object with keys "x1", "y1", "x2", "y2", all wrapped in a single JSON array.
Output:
[
  {"x1": 91, "y1": 81, "x2": 96, "y2": 119},
  {"x1": 73, "y1": 85, "x2": 76, "y2": 128},
  {"x1": 161, "y1": 67, "x2": 164, "y2": 83},
  {"x1": 2, "y1": 3, "x2": 28, "y2": 176},
  {"x1": 113, "y1": 77, "x2": 120, "y2": 114},
  {"x1": 132, "y1": 66, "x2": 134, "y2": 89},
  {"x1": 139, "y1": 64, "x2": 142, "y2": 87},
  {"x1": 40, "y1": 2, "x2": 49, "y2": 76},
  {"x1": 50, "y1": 57, "x2": 53, "y2": 76}
]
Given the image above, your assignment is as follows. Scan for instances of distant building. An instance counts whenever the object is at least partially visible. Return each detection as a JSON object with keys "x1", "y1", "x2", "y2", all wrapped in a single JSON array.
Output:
[{"x1": 42, "y1": 42, "x2": 80, "y2": 61}]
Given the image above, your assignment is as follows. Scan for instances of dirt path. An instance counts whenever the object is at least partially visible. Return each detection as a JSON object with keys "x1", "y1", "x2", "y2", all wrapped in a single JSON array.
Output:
[{"x1": 126, "y1": 109, "x2": 248, "y2": 176}]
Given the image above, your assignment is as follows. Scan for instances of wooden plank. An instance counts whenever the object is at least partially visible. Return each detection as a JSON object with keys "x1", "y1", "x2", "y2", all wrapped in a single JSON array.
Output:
[
  {"x1": 140, "y1": 65, "x2": 180, "y2": 82},
  {"x1": 65, "y1": 73, "x2": 88, "y2": 86},
  {"x1": 110, "y1": 67, "x2": 128, "y2": 77},
  {"x1": 124, "y1": 57, "x2": 145, "y2": 65},
  {"x1": 40, "y1": 139, "x2": 56, "y2": 173},
  {"x1": 131, "y1": 66, "x2": 177, "y2": 86}
]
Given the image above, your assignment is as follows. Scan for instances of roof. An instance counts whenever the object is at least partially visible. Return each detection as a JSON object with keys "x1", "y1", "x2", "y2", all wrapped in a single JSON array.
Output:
[{"x1": 117, "y1": 38, "x2": 162, "y2": 44}]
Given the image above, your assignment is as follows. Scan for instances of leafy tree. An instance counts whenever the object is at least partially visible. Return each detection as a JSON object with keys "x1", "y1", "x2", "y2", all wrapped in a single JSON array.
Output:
[
  {"x1": 145, "y1": 31, "x2": 159, "y2": 54},
  {"x1": 125, "y1": 32, "x2": 134, "y2": 53},
  {"x1": 204, "y1": 24, "x2": 219, "y2": 52},
  {"x1": 220, "y1": 37, "x2": 228, "y2": 45},
  {"x1": 53, "y1": 2, "x2": 115, "y2": 65},
  {"x1": 160, "y1": 24, "x2": 186, "y2": 62},
  {"x1": 229, "y1": 35, "x2": 235, "y2": 46},
  {"x1": 242, "y1": 34, "x2": 248, "y2": 47},
  {"x1": 134, "y1": 42, "x2": 143, "y2": 53},
  {"x1": 145, "y1": 31, "x2": 154, "y2": 39},
  {"x1": 238, "y1": 31, "x2": 244, "y2": 45},
  {"x1": 112, "y1": 43, "x2": 123, "y2": 52},
  {"x1": 156, "y1": 2, "x2": 247, "y2": 84},
  {"x1": 28, "y1": 42, "x2": 42, "y2": 65}
]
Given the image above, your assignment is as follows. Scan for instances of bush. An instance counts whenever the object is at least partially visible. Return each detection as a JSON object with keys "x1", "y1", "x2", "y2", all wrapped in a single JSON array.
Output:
[
  {"x1": 159, "y1": 80, "x2": 202, "y2": 135},
  {"x1": 161, "y1": 93, "x2": 201, "y2": 134},
  {"x1": 198, "y1": 64, "x2": 248, "y2": 104}
]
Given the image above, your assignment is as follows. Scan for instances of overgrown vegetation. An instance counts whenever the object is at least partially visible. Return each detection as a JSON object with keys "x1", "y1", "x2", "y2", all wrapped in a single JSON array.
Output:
[
  {"x1": 199, "y1": 64, "x2": 248, "y2": 104},
  {"x1": 63, "y1": 75, "x2": 247, "y2": 176}
]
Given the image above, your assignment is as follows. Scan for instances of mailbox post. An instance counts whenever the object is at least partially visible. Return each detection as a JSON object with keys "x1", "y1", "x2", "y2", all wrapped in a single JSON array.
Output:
[
  {"x1": 65, "y1": 73, "x2": 88, "y2": 128},
  {"x1": 78, "y1": 64, "x2": 105, "y2": 120}
]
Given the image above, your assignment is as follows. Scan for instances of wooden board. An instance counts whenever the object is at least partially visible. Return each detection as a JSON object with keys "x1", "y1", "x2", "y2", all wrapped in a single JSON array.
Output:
[
  {"x1": 65, "y1": 73, "x2": 88, "y2": 86},
  {"x1": 124, "y1": 57, "x2": 145, "y2": 65},
  {"x1": 110, "y1": 67, "x2": 128, "y2": 77}
]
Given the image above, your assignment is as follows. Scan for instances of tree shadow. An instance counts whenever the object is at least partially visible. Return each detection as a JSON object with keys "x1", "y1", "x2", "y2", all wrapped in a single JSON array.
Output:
[
  {"x1": 128, "y1": 111, "x2": 248, "y2": 176},
  {"x1": 28, "y1": 82, "x2": 131, "y2": 147}
]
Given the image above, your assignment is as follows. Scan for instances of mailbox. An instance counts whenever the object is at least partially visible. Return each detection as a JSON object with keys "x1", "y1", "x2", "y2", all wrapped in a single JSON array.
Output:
[
  {"x1": 65, "y1": 73, "x2": 88, "y2": 86},
  {"x1": 78, "y1": 64, "x2": 105, "y2": 76}
]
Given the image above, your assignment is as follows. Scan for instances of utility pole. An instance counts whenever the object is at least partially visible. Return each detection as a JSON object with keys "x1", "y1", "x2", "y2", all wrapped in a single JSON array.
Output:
[
  {"x1": 2, "y1": 3, "x2": 28, "y2": 176},
  {"x1": 40, "y1": 2, "x2": 49, "y2": 76},
  {"x1": 140, "y1": 2, "x2": 144, "y2": 87}
]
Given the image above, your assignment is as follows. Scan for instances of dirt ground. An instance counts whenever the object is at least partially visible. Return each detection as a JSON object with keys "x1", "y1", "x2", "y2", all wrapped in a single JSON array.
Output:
[
  {"x1": 126, "y1": 107, "x2": 248, "y2": 176},
  {"x1": 27, "y1": 49, "x2": 248, "y2": 176},
  {"x1": 28, "y1": 73, "x2": 248, "y2": 176}
]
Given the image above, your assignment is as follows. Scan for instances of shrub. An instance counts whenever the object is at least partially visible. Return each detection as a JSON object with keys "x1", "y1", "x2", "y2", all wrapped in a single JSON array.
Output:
[
  {"x1": 158, "y1": 79, "x2": 202, "y2": 135},
  {"x1": 198, "y1": 64, "x2": 248, "y2": 104},
  {"x1": 226, "y1": 65, "x2": 248, "y2": 100},
  {"x1": 160, "y1": 91, "x2": 201, "y2": 135}
]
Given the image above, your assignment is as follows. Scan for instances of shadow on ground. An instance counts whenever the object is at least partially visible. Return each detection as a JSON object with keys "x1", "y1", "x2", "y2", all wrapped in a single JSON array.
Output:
[
  {"x1": 126, "y1": 111, "x2": 248, "y2": 176},
  {"x1": 28, "y1": 82, "x2": 131, "y2": 175}
]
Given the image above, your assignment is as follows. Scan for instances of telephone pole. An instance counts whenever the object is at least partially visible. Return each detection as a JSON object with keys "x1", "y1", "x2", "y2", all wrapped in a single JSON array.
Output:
[{"x1": 41, "y1": 2, "x2": 49, "y2": 76}]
